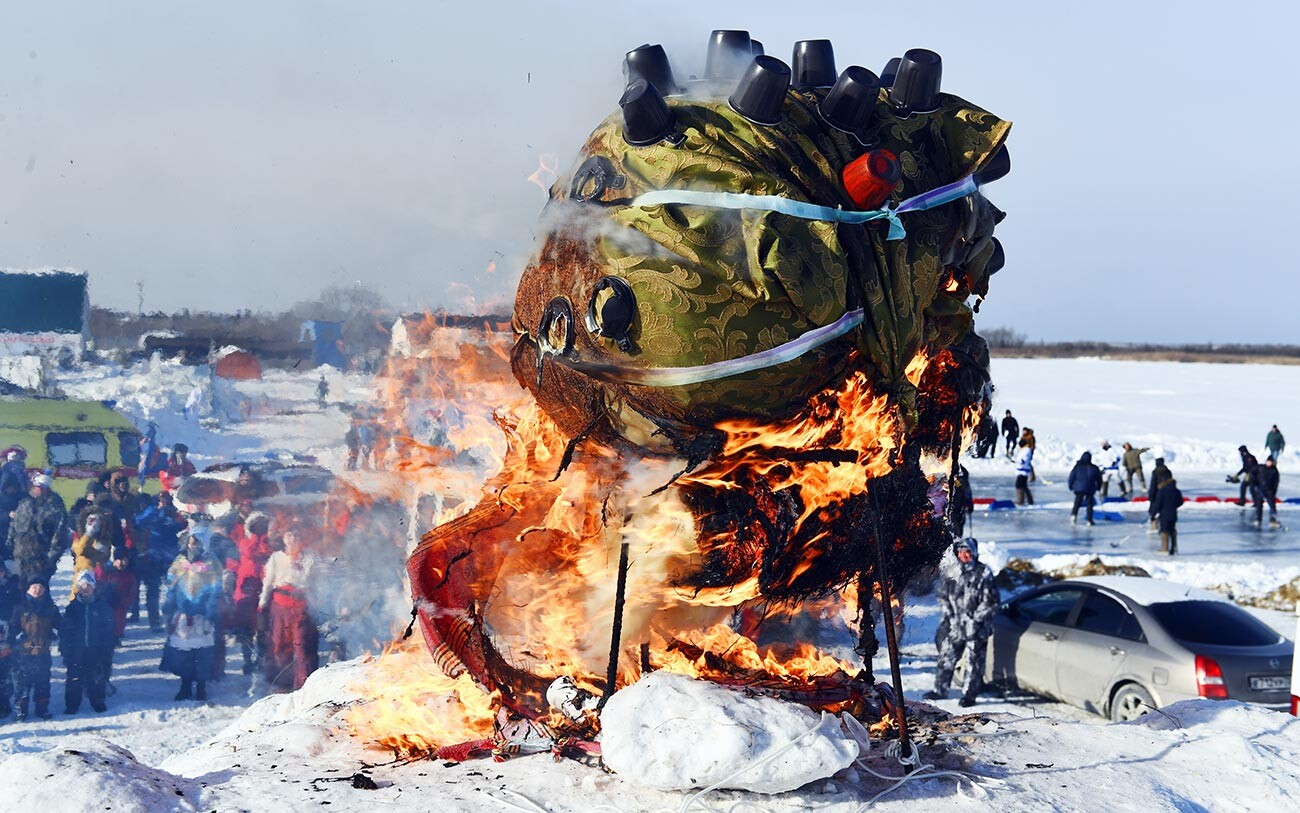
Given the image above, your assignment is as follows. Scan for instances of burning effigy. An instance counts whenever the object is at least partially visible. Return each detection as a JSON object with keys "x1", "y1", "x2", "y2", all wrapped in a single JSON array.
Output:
[{"x1": 391, "y1": 32, "x2": 1009, "y2": 773}]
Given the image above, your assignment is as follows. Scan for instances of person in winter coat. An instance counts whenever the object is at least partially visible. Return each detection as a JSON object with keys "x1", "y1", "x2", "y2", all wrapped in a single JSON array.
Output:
[
  {"x1": 1151, "y1": 477, "x2": 1185, "y2": 555},
  {"x1": 158, "y1": 444, "x2": 197, "y2": 493},
  {"x1": 160, "y1": 534, "x2": 224, "y2": 701},
  {"x1": 6, "y1": 474, "x2": 68, "y2": 584},
  {"x1": 10, "y1": 578, "x2": 59, "y2": 720},
  {"x1": 226, "y1": 512, "x2": 273, "y2": 675},
  {"x1": 0, "y1": 568, "x2": 22, "y2": 718},
  {"x1": 61, "y1": 571, "x2": 116, "y2": 714},
  {"x1": 259, "y1": 530, "x2": 319, "y2": 690},
  {"x1": 1229, "y1": 446, "x2": 1262, "y2": 506},
  {"x1": 947, "y1": 465, "x2": 975, "y2": 536},
  {"x1": 98, "y1": 555, "x2": 136, "y2": 642},
  {"x1": 1147, "y1": 457, "x2": 1173, "y2": 530},
  {"x1": 1001, "y1": 410, "x2": 1019, "y2": 458},
  {"x1": 1096, "y1": 440, "x2": 1125, "y2": 499},
  {"x1": 1265, "y1": 425, "x2": 1285, "y2": 461},
  {"x1": 1121, "y1": 443, "x2": 1150, "y2": 493},
  {"x1": 1254, "y1": 457, "x2": 1280, "y2": 527},
  {"x1": 71, "y1": 512, "x2": 115, "y2": 595},
  {"x1": 0, "y1": 448, "x2": 28, "y2": 546},
  {"x1": 1068, "y1": 452, "x2": 1103, "y2": 525},
  {"x1": 973, "y1": 414, "x2": 997, "y2": 458},
  {"x1": 1014, "y1": 439, "x2": 1034, "y2": 505},
  {"x1": 134, "y1": 492, "x2": 187, "y2": 630},
  {"x1": 924, "y1": 538, "x2": 1000, "y2": 707}
]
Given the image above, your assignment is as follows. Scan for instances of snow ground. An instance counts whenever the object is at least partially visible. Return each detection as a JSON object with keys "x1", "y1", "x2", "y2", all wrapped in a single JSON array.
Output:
[{"x1": 3, "y1": 356, "x2": 1299, "y2": 811}]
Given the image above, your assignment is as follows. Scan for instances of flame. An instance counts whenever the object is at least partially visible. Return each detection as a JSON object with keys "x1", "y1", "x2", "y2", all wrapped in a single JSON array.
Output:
[
  {"x1": 353, "y1": 321, "x2": 953, "y2": 749},
  {"x1": 526, "y1": 153, "x2": 560, "y2": 194},
  {"x1": 343, "y1": 638, "x2": 497, "y2": 756}
]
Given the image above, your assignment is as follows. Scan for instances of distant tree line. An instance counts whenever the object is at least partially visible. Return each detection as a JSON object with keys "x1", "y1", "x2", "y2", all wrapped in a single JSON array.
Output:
[{"x1": 980, "y1": 326, "x2": 1300, "y2": 361}]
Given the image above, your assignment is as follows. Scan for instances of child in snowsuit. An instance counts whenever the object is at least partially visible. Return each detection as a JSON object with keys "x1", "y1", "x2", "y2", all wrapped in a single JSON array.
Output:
[
  {"x1": 61, "y1": 572, "x2": 116, "y2": 713},
  {"x1": 10, "y1": 578, "x2": 60, "y2": 720},
  {"x1": 925, "y1": 538, "x2": 1000, "y2": 707}
]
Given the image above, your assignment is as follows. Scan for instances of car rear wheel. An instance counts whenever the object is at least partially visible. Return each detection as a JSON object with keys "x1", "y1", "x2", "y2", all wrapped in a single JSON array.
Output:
[{"x1": 1110, "y1": 683, "x2": 1155, "y2": 722}]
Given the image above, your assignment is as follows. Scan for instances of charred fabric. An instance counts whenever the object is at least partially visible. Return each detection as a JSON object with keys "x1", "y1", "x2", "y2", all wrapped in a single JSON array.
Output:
[{"x1": 407, "y1": 31, "x2": 1010, "y2": 750}]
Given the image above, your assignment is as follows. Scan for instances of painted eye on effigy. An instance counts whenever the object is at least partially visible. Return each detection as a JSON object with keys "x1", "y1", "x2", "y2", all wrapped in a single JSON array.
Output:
[{"x1": 585, "y1": 277, "x2": 636, "y2": 353}]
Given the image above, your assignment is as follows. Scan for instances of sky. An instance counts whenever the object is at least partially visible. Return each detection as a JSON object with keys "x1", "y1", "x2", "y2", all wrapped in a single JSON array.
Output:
[{"x1": 0, "y1": 1, "x2": 1295, "y2": 343}]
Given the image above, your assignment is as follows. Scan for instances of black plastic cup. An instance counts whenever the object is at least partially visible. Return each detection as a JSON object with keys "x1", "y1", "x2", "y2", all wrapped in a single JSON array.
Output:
[
  {"x1": 705, "y1": 30, "x2": 753, "y2": 81},
  {"x1": 621, "y1": 79, "x2": 676, "y2": 146},
  {"x1": 729, "y1": 55, "x2": 791, "y2": 125},
  {"x1": 880, "y1": 57, "x2": 901, "y2": 88},
  {"x1": 751, "y1": 39, "x2": 765, "y2": 57},
  {"x1": 987, "y1": 238, "x2": 1005, "y2": 275},
  {"x1": 889, "y1": 48, "x2": 942, "y2": 114},
  {"x1": 974, "y1": 145, "x2": 1011, "y2": 185},
  {"x1": 624, "y1": 44, "x2": 679, "y2": 96},
  {"x1": 819, "y1": 66, "x2": 881, "y2": 135},
  {"x1": 792, "y1": 39, "x2": 837, "y2": 89}
]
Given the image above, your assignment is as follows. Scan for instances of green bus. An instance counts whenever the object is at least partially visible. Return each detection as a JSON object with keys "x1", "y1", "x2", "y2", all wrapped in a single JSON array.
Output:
[{"x1": 0, "y1": 398, "x2": 148, "y2": 503}]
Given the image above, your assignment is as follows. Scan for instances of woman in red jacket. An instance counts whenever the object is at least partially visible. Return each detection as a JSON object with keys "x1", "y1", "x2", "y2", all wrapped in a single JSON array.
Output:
[{"x1": 225, "y1": 512, "x2": 273, "y2": 675}]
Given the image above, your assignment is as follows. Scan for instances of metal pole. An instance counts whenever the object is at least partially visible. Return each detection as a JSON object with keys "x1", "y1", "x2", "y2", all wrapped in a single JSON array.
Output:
[{"x1": 867, "y1": 487, "x2": 912, "y2": 758}]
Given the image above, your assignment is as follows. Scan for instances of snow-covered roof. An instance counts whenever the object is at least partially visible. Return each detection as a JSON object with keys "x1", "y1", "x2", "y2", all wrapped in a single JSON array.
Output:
[{"x1": 1067, "y1": 575, "x2": 1229, "y2": 606}]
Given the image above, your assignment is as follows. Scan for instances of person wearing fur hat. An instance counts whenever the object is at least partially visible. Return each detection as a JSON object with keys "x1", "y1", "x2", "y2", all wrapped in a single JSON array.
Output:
[
  {"x1": 160, "y1": 534, "x2": 223, "y2": 701},
  {"x1": 925, "y1": 538, "x2": 1000, "y2": 707},
  {"x1": 9, "y1": 578, "x2": 59, "y2": 720},
  {"x1": 60, "y1": 571, "x2": 116, "y2": 713},
  {"x1": 6, "y1": 473, "x2": 68, "y2": 584}
]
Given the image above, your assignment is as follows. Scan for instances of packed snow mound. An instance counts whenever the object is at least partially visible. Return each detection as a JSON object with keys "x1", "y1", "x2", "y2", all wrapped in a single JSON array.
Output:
[
  {"x1": 0, "y1": 737, "x2": 200, "y2": 812},
  {"x1": 598, "y1": 671, "x2": 859, "y2": 794}
]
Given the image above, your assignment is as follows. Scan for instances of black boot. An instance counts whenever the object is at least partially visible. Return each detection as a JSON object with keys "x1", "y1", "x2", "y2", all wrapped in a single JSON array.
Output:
[
  {"x1": 195, "y1": 681, "x2": 208, "y2": 702},
  {"x1": 175, "y1": 680, "x2": 192, "y2": 701}
]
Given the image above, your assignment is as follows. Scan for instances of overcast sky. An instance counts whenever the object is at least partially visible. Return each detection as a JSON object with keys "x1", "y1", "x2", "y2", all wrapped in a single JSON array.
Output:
[{"x1": 1, "y1": 1, "x2": 1295, "y2": 342}]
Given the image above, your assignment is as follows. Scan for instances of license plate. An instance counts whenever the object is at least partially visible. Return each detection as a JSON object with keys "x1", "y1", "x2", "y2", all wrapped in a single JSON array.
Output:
[{"x1": 1249, "y1": 676, "x2": 1289, "y2": 691}]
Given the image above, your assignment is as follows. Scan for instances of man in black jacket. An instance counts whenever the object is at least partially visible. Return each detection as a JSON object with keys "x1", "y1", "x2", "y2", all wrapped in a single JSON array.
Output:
[
  {"x1": 1001, "y1": 410, "x2": 1020, "y2": 458},
  {"x1": 1147, "y1": 457, "x2": 1172, "y2": 531},
  {"x1": 61, "y1": 571, "x2": 117, "y2": 713},
  {"x1": 1255, "y1": 457, "x2": 1280, "y2": 528},
  {"x1": 1068, "y1": 452, "x2": 1103, "y2": 525},
  {"x1": 1152, "y1": 478, "x2": 1184, "y2": 554},
  {"x1": 1230, "y1": 446, "x2": 1261, "y2": 506}
]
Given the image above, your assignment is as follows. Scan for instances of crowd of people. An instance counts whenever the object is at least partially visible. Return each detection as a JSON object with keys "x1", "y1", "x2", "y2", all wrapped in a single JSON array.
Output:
[
  {"x1": 977, "y1": 413, "x2": 1287, "y2": 556},
  {"x1": 0, "y1": 447, "x2": 321, "y2": 721}
]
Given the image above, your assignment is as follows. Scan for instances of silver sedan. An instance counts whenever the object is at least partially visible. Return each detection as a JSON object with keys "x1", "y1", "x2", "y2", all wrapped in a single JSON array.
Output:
[{"x1": 984, "y1": 575, "x2": 1294, "y2": 721}]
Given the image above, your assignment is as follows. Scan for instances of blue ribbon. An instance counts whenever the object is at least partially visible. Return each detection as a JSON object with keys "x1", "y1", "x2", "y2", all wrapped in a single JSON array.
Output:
[{"x1": 632, "y1": 175, "x2": 980, "y2": 240}]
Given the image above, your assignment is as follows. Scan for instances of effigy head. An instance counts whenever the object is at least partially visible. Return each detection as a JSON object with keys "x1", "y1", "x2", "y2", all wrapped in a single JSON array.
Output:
[{"x1": 512, "y1": 41, "x2": 1010, "y2": 455}]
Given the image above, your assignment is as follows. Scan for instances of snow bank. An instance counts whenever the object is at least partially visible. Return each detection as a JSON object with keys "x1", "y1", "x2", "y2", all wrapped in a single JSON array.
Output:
[
  {"x1": 1029, "y1": 553, "x2": 1300, "y2": 601},
  {"x1": 0, "y1": 738, "x2": 200, "y2": 812},
  {"x1": 598, "y1": 671, "x2": 858, "y2": 794}
]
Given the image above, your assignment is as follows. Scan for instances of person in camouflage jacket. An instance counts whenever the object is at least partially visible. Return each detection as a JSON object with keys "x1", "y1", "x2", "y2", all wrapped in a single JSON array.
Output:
[
  {"x1": 6, "y1": 474, "x2": 68, "y2": 584},
  {"x1": 925, "y1": 537, "x2": 999, "y2": 707}
]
